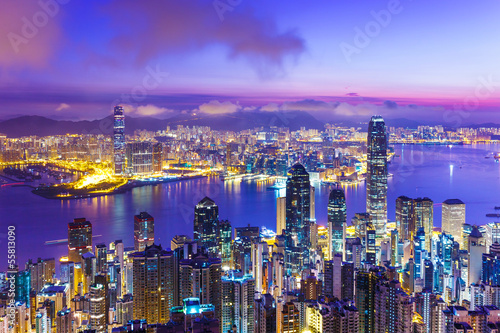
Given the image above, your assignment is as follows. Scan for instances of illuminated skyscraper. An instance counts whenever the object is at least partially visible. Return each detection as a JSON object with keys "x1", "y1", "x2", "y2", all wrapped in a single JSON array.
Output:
[
  {"x1": 396, "y1": 196, "x2": 413, "y2": 242},
  {"x1": 328, "y1": 188, "x2": 347, "y2": 258},
  {"x1": 442, "y1": 199, "x2": 466, "y2": 249},
  {"x1": 366, "y1": 116, "x2": 388, "y2": 237},
  {"x1": 285, "y1": 163, "x2": 311, "y2": 273},
  {"x1": 89, "y1": 284, "x2": 106, "y2": 333},
  {"x1": 414, "y1": 197, "x2": 434, "y2": 252},
  {"x1": 193, "y1": 197, "x2": 220, "y2": 257},
  {"x1": 134, "y1": 212, "x2": 155, "y2": 251},
  {"x1": 221, "y1": 271, "x2": 255, "y2": 333},
  {"x1": 68, "y1": 218, "x2": 92, "y2": 263},
  {"x1": 113, "y1": 105, "x2": 125, "y2": 175}
]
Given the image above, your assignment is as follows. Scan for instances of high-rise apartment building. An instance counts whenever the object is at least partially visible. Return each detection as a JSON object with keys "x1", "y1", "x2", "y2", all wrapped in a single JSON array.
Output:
[
  {"x1": 130, "y1": 244, "x2": 175, "y2": 324},
  {"x1": 221, "y1": 271, "x2": 255, "y2": 333}
]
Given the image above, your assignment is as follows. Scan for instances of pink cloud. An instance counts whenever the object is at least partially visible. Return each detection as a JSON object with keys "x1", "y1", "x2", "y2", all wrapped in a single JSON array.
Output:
[
  {"x1": 0, "y1": 1, "x2": 63, "y2": 68},
  {"x1": 103, "y1": 1, "x2": 305, "y2": 77}
]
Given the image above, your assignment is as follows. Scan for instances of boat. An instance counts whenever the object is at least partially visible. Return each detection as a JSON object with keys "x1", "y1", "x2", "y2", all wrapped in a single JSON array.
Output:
[
  {"x1": 267, "y1": 180, "x2": 286, "y2": 190},
  {"x1": 495, "y1": 207, "x2": 500, "y2": 210},
  {"x1": 486, "y1": 214, "x2": 500, "y2": 218}
]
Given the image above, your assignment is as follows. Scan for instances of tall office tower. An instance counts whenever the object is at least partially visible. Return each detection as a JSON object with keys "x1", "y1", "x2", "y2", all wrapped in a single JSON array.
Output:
[
  {"x1": 442, "y1": 199, "x2": 466, "y2": 249},
  {"x1": 366, "y1": 115, "x2": 388, "y2": 237},
  {"x1": 285, "y1": 163, "x2": 311, "y2": 273},
  {"x1": 414, "y1": 227, "x2": 426, "y2": 280},
  {"x1": 218, "y1": 220, "x2": 232, "y2": 267},
  {"x1": 423, "y1": 260, "x2": 434, "y2": 291},
  {"x1": 89, "y1": 284, "x2": 106, "y2": 333},
  {"x1": 310, "y1": 185, "x2": 316, "y2": 222},
  {"x1": 374, "y1": 280, "x2": 414, "y2": 333},
  {"x1": 344, "y1": 237, "x2": 363, "y2": 269},
  {"x1": 281, "y1": 302, "x2": 300, "y2": 333},
  {"x1": 179, "y1": 252, "x2": 222, "y2": 325},
  {"x1": 130, "y1": 244, "x2": 175, "y2": 324},
  {"x1": 396, "y1": 196, "x2": 414, "y2": 242},
  {"x1": 255, "y1": 294, "x2": 277, "y2": 333},
  {"x1": 221, "y1": 271, "x2": 255, "y2": 333},
  {"x1": 328, "y1": 188, "x2": 347, "y2": 259},
  {"x1": 113, "y1": 105, "x2": 125, "y2": 175},
  {"x1": 365, "y1": 222, "x2": 376, "y2": 265},
  {"x1": 485, "y1": 222, "x2": 500, "y2": 250},
  {"x1": 152, "y1": 142, "x2": 163, "y2": 172},
  {"x1": 134, "y1": 212, "x2": 155, "y2": 251},
  {"x1": 95, "y1": 243, "x2": 107, "y2": 274},
  {"x1": 277, "y1": 197, "x2": 286, "y2": 235},
  {"x1": 68, "y1": 218, "x2": 92, "y2": 263},
  {"x1": 193, "y1": 196, "x2": 220, "y2": 257},
  {"x1": 468, "y1": 226, "x2": 486, "y2": 285},
  {"x1": 482, "y1": 242, "x2": 500, "y2": 286},
  {"x1": 390, "y1": 229, "x2": 399, "y2": 266},
  {"x1": 82, "y1": 252, "x2": 97, "y2": 294},
  {"x1": 413, "y1": 197, "x2": 434, "y2": 252},
  {"x1": 356, "y1": 268, "x2": 382, "y2": 333},
  {"x1": 15, "y1": 270, "x2": 30, "y2": 307}
]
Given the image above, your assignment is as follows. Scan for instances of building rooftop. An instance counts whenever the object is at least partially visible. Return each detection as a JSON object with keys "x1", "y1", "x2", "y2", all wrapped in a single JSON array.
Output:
[{"x1": 443, "y1": 198, "x2": 465, "y2": 205}]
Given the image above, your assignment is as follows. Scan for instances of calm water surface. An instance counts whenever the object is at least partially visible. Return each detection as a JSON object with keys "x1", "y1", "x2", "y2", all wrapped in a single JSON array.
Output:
[{"x1": 1, "y1": 144, "x2": 499, "y2": 271}]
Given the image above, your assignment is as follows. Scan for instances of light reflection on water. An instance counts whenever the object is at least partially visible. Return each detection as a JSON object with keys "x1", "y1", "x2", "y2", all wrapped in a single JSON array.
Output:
[{"x1": 0, "y1": 143, "x2": 499, "y2": 270}]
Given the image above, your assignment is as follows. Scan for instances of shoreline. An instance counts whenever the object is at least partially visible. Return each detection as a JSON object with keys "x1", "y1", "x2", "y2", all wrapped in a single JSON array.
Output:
[{"x1": 30, "y1": 174, "x2": 207, "y2": 200}]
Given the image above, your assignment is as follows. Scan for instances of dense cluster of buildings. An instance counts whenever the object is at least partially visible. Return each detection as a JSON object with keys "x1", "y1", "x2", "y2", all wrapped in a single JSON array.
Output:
[{"x1": 2, "y1": 115, "x2": 500, "y2": 333}]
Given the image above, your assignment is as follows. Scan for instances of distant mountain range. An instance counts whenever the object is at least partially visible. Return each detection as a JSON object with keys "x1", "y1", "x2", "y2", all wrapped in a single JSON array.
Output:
[
  {"x1": 0, "y1": 111, "x2": 324, "y2": 138},
  {"x1": 0, "y1": 112, "x2": 498, "y2": 138}
]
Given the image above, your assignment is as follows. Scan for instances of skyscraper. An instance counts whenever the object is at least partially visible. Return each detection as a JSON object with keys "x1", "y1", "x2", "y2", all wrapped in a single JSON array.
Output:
[
  {"x1": 130, "y1": 244, "x2": 175, "y2": 324},
  {"x1": 113, "y1": 105, "x2": 125, "y2": 175},
  {"x1": 193, "y1": 197, "x2": 220, "y2": 257},
  {"x1": 396, "y1": 196, "x2": 413, "y2": 242},
  {"x1": 89, "y1": 284, "x2": 106, "y2": 333},
  {"x1": 414, "y1": 197, "x2": 434, "y2": 252},
  {"x1": 277, "y1": 196, "x2": 286, "y2": 235},
  {"x1": 328, "y1": 188, "x2": 347, "y2": 258},
  {"x1": 442, "y1": 199, "x2": 466, "y2": 249},
  {"x1": 221, "y1": 271, "x2": 255, "y2": 333},
  {"x1": 366, "y1": 116, "x2": 388, "y2": 237},
  {"x1": 68, "y1": 218, "x2": 92, "y2": 263},
  {"x1": 133, "y1": 212, "x2": 155, "y2": 251},
  {"x1": 285, "y1": 163, "x2": 311, "y2": 273}
]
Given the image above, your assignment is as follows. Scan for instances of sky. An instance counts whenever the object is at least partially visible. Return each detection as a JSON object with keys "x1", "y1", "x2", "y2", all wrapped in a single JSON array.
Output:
[{"x1": 1, "y1": 0, "x2": 499, "y2": 124}]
